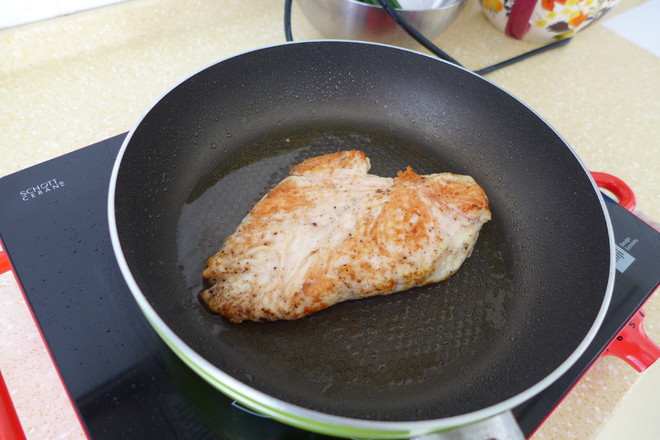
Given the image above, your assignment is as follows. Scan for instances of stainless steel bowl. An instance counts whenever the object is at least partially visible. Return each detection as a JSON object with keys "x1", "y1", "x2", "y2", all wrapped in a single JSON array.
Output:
[{"x1": 296, "y1": 0, "x2": 467, "y2": 48}]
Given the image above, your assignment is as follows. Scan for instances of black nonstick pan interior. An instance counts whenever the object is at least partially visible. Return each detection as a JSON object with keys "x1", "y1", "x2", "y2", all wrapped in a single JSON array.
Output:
[{"x1": 112, "y1": 41, "x2": 611, "y2": 422}]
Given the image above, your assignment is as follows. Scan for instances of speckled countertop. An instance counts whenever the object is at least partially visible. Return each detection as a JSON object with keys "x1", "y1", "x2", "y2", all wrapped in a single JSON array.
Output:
[{"x1": 0, "y1": 0, "x2": 658, "y2": 439}]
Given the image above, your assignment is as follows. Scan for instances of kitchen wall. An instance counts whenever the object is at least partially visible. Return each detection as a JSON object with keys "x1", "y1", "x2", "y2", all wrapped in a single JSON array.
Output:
[{"x1": 0, "y1": 0, "x2": 128, "y2": 29}]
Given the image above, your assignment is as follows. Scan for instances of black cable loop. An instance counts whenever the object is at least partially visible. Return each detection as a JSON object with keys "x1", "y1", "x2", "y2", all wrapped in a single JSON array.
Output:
[
  {"x1": 375, "y1": 0, "x2": 463, "y2": 66},
  {"x1": 284, "y1": 0, "x2": 294, "y2": 42}
]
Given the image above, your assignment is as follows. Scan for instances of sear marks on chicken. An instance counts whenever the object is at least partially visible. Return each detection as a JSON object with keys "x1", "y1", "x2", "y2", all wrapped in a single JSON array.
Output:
[{"x1": 200, "y1": 150, "x2": 491, "y2": 323}]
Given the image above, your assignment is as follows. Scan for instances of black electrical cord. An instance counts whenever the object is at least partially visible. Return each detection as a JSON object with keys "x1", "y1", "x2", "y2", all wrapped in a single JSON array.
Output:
[
  {"x1": 473, "y1": 37, "x2": 573, "y2": 75},
  {"x1": 374, "y1": 0, "x2": 463, "y2": 66},
  {"x1": 284, "y1": 0, "x2": 294, "y2": 41}
]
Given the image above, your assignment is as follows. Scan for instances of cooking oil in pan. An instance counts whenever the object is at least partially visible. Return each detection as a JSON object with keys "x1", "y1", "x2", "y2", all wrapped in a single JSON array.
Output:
[{"x1": 175, "y1": 123, "x2": 515, "y2": 420}]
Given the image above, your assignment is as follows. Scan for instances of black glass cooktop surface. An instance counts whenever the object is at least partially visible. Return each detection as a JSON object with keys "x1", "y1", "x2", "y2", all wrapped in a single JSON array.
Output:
[{"x1": 0, "y1": 134, "x2": 658, "y2": 439}]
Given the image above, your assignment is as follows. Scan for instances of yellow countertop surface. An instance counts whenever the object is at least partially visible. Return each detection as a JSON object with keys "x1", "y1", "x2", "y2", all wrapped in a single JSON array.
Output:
[{"x1": 0, "y1": 0, "x2": 658, "y2": 439}]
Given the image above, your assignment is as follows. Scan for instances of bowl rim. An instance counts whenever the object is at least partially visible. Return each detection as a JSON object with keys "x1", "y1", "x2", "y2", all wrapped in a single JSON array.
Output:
[{"x1": 337, "y1": 0, "x2": 467, "y2": 12}]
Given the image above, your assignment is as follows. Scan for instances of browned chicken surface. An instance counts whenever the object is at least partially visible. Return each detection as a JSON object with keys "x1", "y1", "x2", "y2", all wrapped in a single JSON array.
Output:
[{"x1": 200, "y1": 150, "x2": 491, "y2": 323}]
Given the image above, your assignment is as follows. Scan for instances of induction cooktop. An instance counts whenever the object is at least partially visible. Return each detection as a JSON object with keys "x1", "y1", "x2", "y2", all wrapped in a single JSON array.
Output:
[{"x1": 0, "y1": 133, "x2": 658, "y2": 439}]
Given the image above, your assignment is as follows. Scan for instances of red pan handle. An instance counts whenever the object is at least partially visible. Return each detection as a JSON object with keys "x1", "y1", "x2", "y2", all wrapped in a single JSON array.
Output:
[
  {"x1": 591, "y1": 171, "x2": 637, "y2": 212},
  {"x1": 589, "y1": 173, "x2": 659, "y2": 370},
  {"x1": 603, "y1": 308, "x2": 660, "y2": 372},
  {"x1": 0, "y1": 370, "x2": 27, "y2": 440}
]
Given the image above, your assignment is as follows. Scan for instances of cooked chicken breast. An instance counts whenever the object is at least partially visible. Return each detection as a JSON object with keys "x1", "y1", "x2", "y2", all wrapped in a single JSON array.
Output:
[{"x1": 200, "y1": 150, "x2": 491, "y2": 323}]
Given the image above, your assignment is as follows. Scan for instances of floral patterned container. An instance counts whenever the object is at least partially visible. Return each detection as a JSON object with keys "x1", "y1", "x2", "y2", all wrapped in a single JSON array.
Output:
[{"x1": 480, "y1": 0, "x2": 620, "y2": 43}]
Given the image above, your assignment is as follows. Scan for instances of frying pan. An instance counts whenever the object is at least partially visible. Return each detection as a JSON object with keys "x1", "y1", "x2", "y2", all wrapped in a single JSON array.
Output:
[{"x1": 108, "y1": 41, "x2": 614, "y2": 439}]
